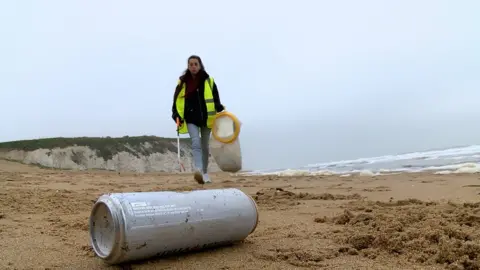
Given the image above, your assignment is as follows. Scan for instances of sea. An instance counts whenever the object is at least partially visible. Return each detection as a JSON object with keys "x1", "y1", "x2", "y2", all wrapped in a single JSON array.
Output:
[{"x1": 243, "y1": 144, "x2": 480, "y2": 177}]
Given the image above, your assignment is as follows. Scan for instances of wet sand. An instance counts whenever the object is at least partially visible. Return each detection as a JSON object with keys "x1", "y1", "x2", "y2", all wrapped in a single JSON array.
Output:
[{"x1": 1, "y1": 159, "x2": 480, "y2": 269}]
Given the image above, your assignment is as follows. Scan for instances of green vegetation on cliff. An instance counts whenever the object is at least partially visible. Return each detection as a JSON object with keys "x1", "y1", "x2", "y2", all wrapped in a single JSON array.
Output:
[{"x1": 0, "y1": 135, "x2": 191, "y2": 161}]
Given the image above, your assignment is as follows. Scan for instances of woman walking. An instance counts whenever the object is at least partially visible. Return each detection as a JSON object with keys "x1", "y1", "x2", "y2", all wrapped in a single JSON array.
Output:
[{"x1": 171, "y1": 55, "x2": 225, "y2": 184}]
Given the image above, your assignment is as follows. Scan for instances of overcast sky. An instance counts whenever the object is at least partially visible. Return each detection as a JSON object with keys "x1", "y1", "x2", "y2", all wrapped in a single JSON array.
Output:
[{"x1": 1, "y1": 0, "x2": 479, "y2": 170}]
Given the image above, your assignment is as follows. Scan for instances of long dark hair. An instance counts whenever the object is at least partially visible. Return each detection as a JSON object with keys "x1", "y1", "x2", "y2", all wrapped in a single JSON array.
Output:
[{"x1": 179, "y1": 55, "x2": 208, "y2": 83}]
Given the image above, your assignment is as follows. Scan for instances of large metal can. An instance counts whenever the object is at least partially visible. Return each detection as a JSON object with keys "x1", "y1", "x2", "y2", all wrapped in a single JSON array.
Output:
[{"x1": 89, "y1": 188, "x2": 259, "y2": 265}]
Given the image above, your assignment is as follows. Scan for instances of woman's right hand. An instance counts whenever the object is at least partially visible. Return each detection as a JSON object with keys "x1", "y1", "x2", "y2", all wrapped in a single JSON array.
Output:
[
  {"x1": 175, "y1": 116, "x2": 184, "y2": 125},
  {"x1": 172, "y1": 112, "x2": 181, "y2": 122},
  {"x1": 176, "y1": 117, "x2": 184, "y2": 125}
]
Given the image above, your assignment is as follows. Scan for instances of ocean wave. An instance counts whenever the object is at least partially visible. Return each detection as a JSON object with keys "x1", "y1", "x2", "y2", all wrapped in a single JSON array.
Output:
[
  {"x1": 240, "y1": 162, "x2": 480, "y2": 177},
  {"x1": 241, "y1": 144, "x2": 480, "y2": 177},
  {"x1": 305, "y1": 145, "x2": 480, "y2": 169}
]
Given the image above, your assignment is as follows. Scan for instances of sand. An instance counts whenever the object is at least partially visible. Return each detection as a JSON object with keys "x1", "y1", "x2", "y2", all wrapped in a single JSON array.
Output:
[{"x1": 2, "y1": 159, "x2": 480, "y2": 269}]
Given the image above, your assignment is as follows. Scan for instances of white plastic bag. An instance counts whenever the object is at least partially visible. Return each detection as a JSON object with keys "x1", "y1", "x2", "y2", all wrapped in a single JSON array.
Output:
[{"x1": 209, "y1": 112, "x2": 242, "y2": 173}]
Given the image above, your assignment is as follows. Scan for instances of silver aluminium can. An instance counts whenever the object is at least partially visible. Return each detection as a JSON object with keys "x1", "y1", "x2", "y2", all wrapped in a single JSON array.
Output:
[{"x1": 89, "y1": 188, "x2": 259, "y2": 265}]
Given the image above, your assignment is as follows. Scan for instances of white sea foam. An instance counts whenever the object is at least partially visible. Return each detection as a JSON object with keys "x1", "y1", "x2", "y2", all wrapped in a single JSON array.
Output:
[
  {"x1": 433, "y1": 162, "x2": 480, "y2": 174},
  {"x1": 243, "y1": 144, "x2": 480, "y2": 177}
]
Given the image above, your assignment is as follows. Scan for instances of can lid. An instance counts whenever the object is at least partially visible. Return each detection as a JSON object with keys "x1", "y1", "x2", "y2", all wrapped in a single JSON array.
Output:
[
  {"x1": 245, "y1": 194, "x2": 259, "y2": 235},
  {"x1": 89, "y1": 201, "x2": 116, "y2": 258}
]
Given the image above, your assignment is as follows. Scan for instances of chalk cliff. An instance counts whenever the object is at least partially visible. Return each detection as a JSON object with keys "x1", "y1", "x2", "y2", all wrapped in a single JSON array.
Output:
[{"x1": 0, "y1": 136, "x2": 219, "y2": 173}]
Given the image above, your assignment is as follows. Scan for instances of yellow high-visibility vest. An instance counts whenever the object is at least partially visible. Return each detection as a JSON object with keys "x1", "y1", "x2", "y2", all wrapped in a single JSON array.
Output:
[{"x1": 175, "y1": 77, "x2": 216, "y2": 134}]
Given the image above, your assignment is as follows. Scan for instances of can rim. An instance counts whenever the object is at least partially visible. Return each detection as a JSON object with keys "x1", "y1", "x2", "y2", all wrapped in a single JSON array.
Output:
[
  {"x1": 89, "y1": 195, "x2": 126, "y2": 264},
  {"x1": 245, "y1": 193, "x2": 260, "y2": 235}
]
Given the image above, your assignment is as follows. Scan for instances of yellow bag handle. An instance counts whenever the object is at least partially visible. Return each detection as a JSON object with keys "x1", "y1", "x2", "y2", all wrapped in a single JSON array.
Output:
[{"x1": 211, "y1": 111, "x2": 241, "y2": 144}]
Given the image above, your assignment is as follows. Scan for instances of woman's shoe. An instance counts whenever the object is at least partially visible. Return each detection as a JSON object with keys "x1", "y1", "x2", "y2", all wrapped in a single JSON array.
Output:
[
  {"x1": 193, "y1": 169, "x2": 204, "y2": 184},
  {"x1": 203, "y1": 173, "x2": 211, "y2": 183}
]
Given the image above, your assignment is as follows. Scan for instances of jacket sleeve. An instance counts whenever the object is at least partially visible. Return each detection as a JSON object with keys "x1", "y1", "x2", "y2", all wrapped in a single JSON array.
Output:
[
  {"x1": 212, "y1": 81, "x2": 225, "y2": 112},
  {"x1": 171, "y1": 83, "x2": 181, "y2": 121}
]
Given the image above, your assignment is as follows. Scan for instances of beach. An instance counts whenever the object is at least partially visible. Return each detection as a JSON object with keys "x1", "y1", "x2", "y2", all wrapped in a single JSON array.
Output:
[{"x1": 1, "y1": 159, "x2": 480, "y2": 270}]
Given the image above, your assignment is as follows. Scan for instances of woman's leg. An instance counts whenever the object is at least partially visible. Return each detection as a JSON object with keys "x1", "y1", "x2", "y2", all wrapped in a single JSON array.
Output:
[
  {"x1": 200, "y1": 126, "x2": 212, "y2": 173},
  {"x1": 187, "y1": 123, "x2": 203, "y2": 173}
]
